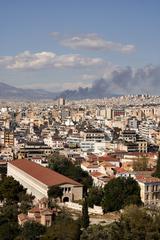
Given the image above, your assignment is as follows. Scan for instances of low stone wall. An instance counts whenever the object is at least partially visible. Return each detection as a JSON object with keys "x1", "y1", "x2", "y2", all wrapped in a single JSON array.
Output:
[{"x1": 59, "y1": 202, "x2": 103, "y2": 215}]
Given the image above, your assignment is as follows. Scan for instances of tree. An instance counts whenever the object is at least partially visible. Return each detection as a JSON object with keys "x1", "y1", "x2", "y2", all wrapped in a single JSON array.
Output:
[
  {"x1": 133, "y1": 156, "x2": 148, "y2": 171},
  {"x1": 48, "y1": 153, "x2": 93, "y2": 191},
  {"x1": 102, "y1": 177, "x2": 142, "y2": 212},
  {"x1": 42, "y1": 215, "x2": 81, "y2": 240},
  {"x1": 0, "y1": 203, "x2": 20, "y2": 240},
  {"x1": 0, "y1": 176, "x2": 35, "y2": 239},
  {"x1": 87, "y1": 186, "x2": 103, "y2": 208},
  {"x1": 80, "y1": 225, "x2": 109, "y2": 240},
  {"x1": 0, "y1": 176, "x2": 26, "y2": 203},
  {"x1": 80, "y1": 205, "x2": 160, "y2": 240},
  {"x1": 19, "y1": 192, "x2": 34, "y2": 214},
  {"x1": 48, "y1": 186, "x2": 63, "y2": 201},
  {"x1": 0, "y1": 220, "x2": 20, "y2": 240},
  {"x1": 81, "y1": 197, "x2": 89, "y2": 229},
  {"x1": 1, "y1": 202, "x2": 19, "y2": 222},
  {"x1": 152, "y1": 151, "x2": 160, "y2": 178},
  {"x1": 21, "y1": 221, "x2": 46, "y2": 240},
  {"x1": 118, "y1": 205, "x2": 160, "y2": 240}
]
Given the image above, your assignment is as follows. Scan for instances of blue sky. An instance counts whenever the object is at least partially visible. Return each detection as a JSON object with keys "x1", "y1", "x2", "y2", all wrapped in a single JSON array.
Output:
[{"x1": 0, "y1": 0, "x2": 160, "y2": 94}]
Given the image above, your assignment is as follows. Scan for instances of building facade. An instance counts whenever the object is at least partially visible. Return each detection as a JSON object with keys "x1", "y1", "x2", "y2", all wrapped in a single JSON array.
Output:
[
  {"x1": 136, "y1": 176, "x2": 160, "y2": 206},
  {"x1": 7, "y1": 159, "x2": 83, "y2": 202}
]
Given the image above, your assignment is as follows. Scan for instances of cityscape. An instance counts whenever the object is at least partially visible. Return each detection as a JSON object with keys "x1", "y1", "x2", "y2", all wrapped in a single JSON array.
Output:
[{"x1": 0, "y1": 1, "x2": 160, "y2": 239}]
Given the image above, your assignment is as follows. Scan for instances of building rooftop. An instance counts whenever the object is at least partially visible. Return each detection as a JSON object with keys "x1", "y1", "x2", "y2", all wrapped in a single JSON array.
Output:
[
  {"x1": 9, "y1": 159, "x2": 82, "y2": 187},
  {"x1": 136, "y1": 175, "x2": 160, "y2": 184}
]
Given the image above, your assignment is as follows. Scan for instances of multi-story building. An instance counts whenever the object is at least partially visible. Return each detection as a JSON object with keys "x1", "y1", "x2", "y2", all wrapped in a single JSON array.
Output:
[
  {"x1": 127, "y1": 117, "x2": 139, "y2": 130},
  {"x1": 81, "y1": 129, "x2": 106, "y2": 142},
  {"x1": 58, "y1": 98, "x2": 65, "y2": 106},
  {"x1": 139, "y1": 120, "x2": 157, "y2": 143},
  {"x1": 4, "y1": 130, "x2": 14, "y2": 147},
  {"x1": 17, "y1": 142, "x2": 53, "y2": 160},
  {"x1": 122, "y1": 129, "x2": 137, "y2": 142},
  {"x1": 136, "y1": 176, "x2": 160, "y2": 206}
]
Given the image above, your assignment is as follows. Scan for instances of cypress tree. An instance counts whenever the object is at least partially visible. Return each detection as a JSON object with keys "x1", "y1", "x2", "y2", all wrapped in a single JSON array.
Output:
[
  {"x1": 81, "y1": 197, "x2": 89, "y2": 229},
  {"x1": 152, "y1": 151, "x2": 160, "y2": 178}
]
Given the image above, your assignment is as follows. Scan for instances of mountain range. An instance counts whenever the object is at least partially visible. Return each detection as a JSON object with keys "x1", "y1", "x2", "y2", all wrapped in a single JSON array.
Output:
[
  {"x1": 0, "y1": 80, "x2": 117, "y2": 100},
  {"x1": 0, "y1": 82, "x2": 58, "y2": 100}
]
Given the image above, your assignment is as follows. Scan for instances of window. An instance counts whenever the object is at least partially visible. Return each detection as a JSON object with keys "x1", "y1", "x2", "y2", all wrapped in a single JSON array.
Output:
[{"x1": 46, "y1": 220, "x2": 50, "y2": 227}]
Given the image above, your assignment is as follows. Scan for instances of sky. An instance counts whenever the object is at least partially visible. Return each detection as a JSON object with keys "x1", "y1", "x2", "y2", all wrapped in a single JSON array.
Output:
[{"x1": 0, "y1": 0, "x2": 160, "y2": 95}]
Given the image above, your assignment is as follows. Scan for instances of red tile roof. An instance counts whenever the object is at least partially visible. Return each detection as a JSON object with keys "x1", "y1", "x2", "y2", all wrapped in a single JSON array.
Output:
[
  {"x1": 91, "y1": 171, "x2": 104, "y2": 177},
  {"x1": 136, "y1": 175, "x2": 160, "y2": 183},
  {"x1": 9, "y1": 159, "x2": 82, "y2": 187},
  {"x1": 114, "y1": 167, "x2": 127, "y2": 174},
  {"x1": 98, "y1": 155, "x2": 119, "y2": 162}
]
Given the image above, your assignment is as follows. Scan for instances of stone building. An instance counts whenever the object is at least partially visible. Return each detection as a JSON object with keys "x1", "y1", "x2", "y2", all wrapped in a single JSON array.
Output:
[
  {"x1": 136, "y1": 175, "x2": 160, "y2": 206},
  {"x1": 7, "y1": 159, "x2": 83, "y2": 202},
  {"x1": 18, "y1": 197, "x2": 56, "y2": 227}
]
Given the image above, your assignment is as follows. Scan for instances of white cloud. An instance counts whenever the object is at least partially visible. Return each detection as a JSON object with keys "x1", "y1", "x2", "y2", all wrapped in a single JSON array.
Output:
[
  {"x1": 0, "y1": 51, "x2": 104, "y2": 70},
  {"x1": 51, "y1": 33, "x2": 135, "y2": 53}
]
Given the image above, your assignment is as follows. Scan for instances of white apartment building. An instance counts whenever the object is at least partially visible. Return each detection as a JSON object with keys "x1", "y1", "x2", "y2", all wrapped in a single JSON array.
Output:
[{"x1": 139, "y1": 120, "x2": 157, "y2": 143}]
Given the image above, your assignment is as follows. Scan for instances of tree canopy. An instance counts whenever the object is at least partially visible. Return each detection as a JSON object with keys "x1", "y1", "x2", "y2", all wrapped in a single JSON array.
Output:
[
  {"x1": 102, "y1": 177, "x2": 142, "y2": 212},
  {"x1": 48, "y1": 186, "x2": 63, "y2": 200},
  {"x1": 0, "y1": 176, "x2": 26, "y2": 203},
  {"x1": 0, "y1": 176, "x2": 34, "y2": 240},
  {"x1": 21, "y1": 221, "x2": 46, "y2": 240},
  {"x1": 133, "y1": 156, "x2": 148, "y2": 171},
  {"x1": 87, "y1": 186, "x2": 104, "y2": 208},
  {"x1": 81, "y1": 205, "x2": 160, "y2": 240},
  {"x1": 152, "y1": 151, "x2": 160, "y2": 178},
  {"x1": 41, "y1": 213, "x2": 81, "y2": 240},
  {"x1": 48, "y1": 153, "x2": 93, "y2": 190}
]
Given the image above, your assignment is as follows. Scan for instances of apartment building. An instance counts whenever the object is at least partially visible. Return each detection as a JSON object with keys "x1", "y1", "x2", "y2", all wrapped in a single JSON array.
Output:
[{"x1": 136, "y1": 176, "x2": 160, "y2": 206}]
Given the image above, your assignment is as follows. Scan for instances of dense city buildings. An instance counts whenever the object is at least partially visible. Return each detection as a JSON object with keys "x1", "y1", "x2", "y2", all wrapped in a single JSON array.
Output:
[{"x1": 1, "y1": 95, "x2": 160, "y2": 234}]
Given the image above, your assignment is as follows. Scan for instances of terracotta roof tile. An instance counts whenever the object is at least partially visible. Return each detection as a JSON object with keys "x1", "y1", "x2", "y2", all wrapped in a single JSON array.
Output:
[
  {"x1": 136, "y1": 175, "x2": 160, "y2": 183},
  {"x1": 91, "y1": 171, "x2": 104, "y2": 177},
  {"x1": 9, "y1": 159, "x2": 82, "y2": 187},
  {"x1": 18, "y1": 213, "x2": 28, "y2": 222}
]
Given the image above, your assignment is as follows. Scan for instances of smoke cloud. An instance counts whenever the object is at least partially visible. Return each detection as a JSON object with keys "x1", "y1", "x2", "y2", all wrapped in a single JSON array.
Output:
[{"x1": 59, "y1": 65, "x2": 160, "y2": 99}]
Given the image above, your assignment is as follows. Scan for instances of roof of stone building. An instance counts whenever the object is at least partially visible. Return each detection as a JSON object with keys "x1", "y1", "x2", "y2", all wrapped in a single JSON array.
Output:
[{"x1": 9, "y1": 159, "x2": 82, "y2": 187}]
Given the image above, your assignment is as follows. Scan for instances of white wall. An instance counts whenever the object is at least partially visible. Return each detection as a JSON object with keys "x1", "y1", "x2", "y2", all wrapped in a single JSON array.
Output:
[{"x1": 7, "y1": 163, "x2": 48, "y2": 200}]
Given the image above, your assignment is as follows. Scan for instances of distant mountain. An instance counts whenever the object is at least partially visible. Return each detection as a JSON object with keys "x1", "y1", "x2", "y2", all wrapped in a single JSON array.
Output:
[
  {"x1": 0, "y1": 79, "x2": 119, "y2": 101},
  {"x1": 0, "y1": 82, "x2": 58, "y2": 100}
]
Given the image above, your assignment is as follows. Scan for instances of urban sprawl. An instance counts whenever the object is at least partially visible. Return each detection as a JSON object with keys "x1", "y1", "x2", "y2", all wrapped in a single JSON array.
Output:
[{"x1": 1, "y1": 94, "x2": 160, "y2": 237}]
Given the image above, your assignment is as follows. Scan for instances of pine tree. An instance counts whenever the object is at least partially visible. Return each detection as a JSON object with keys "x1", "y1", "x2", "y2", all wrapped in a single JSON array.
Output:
[
  {"x1": 152, "y1": 151, "x2": 160, "y2": 178},
  {"x1": 81, "y1": 197, "x2": 89, "y2": 229}
]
